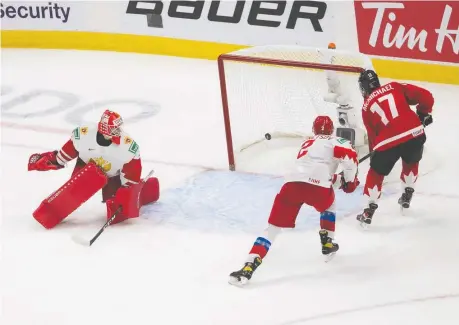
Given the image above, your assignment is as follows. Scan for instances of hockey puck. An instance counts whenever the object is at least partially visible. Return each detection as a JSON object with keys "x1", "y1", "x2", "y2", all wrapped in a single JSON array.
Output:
[{"x1": 265, "y1": 133, "x2": 272, "y2": 140}]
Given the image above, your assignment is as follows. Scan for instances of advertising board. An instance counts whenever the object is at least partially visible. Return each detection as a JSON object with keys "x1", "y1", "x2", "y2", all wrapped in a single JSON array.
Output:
[
  {"x1": 354, "y1": 0, "x2": 459, "y2": 64},
  {"x1": 1, "y1": 1, "x2": 458, "y2": 83},
  {"x1": 1, "y1": 1, "x2": 351, "y2": 49}
]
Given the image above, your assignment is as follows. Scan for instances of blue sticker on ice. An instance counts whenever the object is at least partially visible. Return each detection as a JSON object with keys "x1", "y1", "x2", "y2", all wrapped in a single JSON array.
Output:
[{"x1": 141, "y1": 171, "x2": 396, "y2": 234}]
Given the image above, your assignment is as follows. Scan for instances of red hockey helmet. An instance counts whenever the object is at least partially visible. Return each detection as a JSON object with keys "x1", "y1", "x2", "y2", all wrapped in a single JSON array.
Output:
[
  {"x1": 98, "y1": 110, "x2": 123, "y2": 144},
  {"x1": 312, "y1": 115, "x2": 334, "y2": 135}
]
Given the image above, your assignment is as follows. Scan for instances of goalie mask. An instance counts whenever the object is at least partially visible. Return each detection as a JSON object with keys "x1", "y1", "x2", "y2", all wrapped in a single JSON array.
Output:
[
  {"x1": 358, "y1": 70, "x2": 381, "y2": 98},
  {"x1": 98, "y1": 110, "x2": 123, "y2": 145},
  {"x1": 312, "y1": 115, "x2": 334, "y2": 136}
]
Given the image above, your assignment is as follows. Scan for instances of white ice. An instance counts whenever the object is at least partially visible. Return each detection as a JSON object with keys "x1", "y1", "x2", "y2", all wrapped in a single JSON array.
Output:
[{"x1": 1, "y1": 49, "x2": 459, "y2": 325}]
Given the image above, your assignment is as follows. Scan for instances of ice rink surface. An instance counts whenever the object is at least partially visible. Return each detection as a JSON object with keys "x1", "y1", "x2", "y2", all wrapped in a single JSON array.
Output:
[{"x1": 1, "y1": 49, "x2": 459, "y2": 325}]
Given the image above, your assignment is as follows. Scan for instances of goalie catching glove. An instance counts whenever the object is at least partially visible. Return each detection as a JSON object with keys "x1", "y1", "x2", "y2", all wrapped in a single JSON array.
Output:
[{"x1": 28, "y1": 151, "x2": 64, "y2": 171}]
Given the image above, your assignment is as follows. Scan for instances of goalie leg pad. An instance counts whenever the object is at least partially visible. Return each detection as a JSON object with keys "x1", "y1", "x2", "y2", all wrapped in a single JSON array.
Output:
[
  {"x1": 140, "y1": 177, "x2": 160, "y2": 206},
  {"x1": 32, "y1": 162, "x2": 108, "y2": 229}
]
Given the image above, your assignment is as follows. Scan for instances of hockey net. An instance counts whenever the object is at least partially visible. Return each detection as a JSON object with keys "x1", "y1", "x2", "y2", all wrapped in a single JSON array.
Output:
[{"x1": 218, "y1": 45, "x2": 374, "y2": 172}]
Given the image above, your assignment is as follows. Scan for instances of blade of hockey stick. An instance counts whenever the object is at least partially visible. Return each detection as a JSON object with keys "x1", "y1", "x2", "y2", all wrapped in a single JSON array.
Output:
[
  {"x1": 71, "y1": 169, "x2": 155, "y2": 247},
  {"x1": 71, "y1": 234, "x2": 91, "y2": 247},
  {"x1": 71, "y1": 206, "x2": 122, "y2": 247}
]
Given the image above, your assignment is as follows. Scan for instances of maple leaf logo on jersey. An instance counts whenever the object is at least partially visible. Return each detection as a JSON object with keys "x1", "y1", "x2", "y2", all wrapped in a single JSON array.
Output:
[
  {"x1": 334, "y1": 146, "x2": 358, "y2": 164},
  {"x1": 341, "y1": 155, "x2": 356, "y2": 166},
  {"x1": 89, "y1": 157, "x2": 112, "y2": 173}
]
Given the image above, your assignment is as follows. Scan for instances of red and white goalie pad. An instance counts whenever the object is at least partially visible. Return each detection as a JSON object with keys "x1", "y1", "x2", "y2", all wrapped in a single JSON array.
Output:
[
  {"x1": 33, "y1": 162, "x2": 108, "y2": 229},
  {"x1": 105, "y1": 177, "x2": 160, "y2": 224}
]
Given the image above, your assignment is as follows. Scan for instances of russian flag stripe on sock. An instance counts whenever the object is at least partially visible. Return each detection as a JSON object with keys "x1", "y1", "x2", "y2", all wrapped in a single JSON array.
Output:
[
  {"x1": 249, "y1": 237, "x2": 272, "y2": 259},
  {"x1": 254, "y1": 237, "x2": 271, "y2": 250},
  {"x1": 320, "y1": 211, "x2": 336, "y2": 222},
  {"x1": 320, "y1": 211, "x2": 336, "y2": 232}
]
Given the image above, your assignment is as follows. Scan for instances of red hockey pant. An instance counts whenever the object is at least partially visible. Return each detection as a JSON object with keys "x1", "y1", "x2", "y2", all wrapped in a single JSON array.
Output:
[{"x1": 268, "y1": 181, "x2": 335, "y2": 228}]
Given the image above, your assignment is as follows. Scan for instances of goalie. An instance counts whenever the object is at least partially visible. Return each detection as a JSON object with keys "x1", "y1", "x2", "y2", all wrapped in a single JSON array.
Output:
[{"x1": 28, "y1": 110, "x2": 160, "y2": 229}]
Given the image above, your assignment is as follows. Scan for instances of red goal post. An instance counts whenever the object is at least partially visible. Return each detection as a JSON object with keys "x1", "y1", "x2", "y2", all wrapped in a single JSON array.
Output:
[{"x1": 218, "y1": 45, "x2": 374, "y2": 171}]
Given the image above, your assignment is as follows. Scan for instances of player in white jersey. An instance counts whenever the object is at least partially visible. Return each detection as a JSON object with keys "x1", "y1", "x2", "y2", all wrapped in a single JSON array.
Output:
[
  {"x1": 229, "y1": 116, "x2": 360, "y2": 286},
  {"x1": 28, "y1": 110, "x2": 160, "y2": 229}
]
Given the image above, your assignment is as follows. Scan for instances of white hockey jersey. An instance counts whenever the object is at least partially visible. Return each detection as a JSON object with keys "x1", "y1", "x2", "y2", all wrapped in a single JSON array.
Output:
[
  {"x1": 284, "y1": 135, "x2": 358, "y2": 188},
  {"x1": 56, "y1": 125, "x2": 141, "y2": 185}
]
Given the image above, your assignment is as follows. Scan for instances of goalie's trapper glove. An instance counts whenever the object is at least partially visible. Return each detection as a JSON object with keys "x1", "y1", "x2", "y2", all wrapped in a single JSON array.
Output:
[{"x1": 28, "y1": 151, "x2": 64, "y2": 171}]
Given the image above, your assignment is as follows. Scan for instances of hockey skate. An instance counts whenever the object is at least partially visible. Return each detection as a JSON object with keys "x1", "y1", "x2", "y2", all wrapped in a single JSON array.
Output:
[
  {"x1": 319, "y1": 229, "x2": 339, "y2": 262},
  {"x1": 398, "y1": 187, "x2": 414, "y2": 214},
  {"x1": 228, "y1": 257, "x2": 262, "y2": 286},
  {"x1": 356, "y1": 203, "x2": 378, "y2": 229}
]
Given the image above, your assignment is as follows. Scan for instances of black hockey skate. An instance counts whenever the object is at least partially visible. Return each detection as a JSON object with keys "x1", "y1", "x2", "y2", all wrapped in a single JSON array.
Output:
[
  {"x1": 356, "y1": 203, "x2": 378, "y2": 228},
  {"x1": 398, "y1": 187, "x2": 415, "y2": 210},
  {"x1": 228, "y1": 257, "x2": 262, "y2": 286},
  {"x1": 319, "y1": 229, "x2": 339, "y2": 262}
]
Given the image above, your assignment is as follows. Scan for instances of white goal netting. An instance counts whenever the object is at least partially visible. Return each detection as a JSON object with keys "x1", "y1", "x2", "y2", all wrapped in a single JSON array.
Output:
[{"x1": 218, "y1": 45, "x2": 374, "y2": 172}]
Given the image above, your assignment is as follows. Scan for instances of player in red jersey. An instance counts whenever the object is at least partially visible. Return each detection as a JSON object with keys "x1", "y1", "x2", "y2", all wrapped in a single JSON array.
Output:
[{"x1": 356, "y1": 70, "x2": 434, "y2": 226}]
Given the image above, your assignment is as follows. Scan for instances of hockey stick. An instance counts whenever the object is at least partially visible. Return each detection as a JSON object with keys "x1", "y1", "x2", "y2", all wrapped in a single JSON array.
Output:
[
  {"x1": 358, "y1": 151, "x2": 373, "y2": 163},
  {"x1": 72, "y1": 206, "x2": 122, "y2": 247},
  {"x1": 72, "y1": 169, "x2": 155, "y2": 247},
  {"x1": 358, "y1": 120, "x2": 431, "y2": 164}
]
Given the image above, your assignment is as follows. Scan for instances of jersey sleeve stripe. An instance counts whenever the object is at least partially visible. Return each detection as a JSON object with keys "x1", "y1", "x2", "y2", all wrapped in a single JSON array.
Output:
[
  {"x1": 59, "y1": 150, "x2": 72, "y2": 161},
  {"x1": 56, "y1": 150, "x2": 72, "y2": 165},
  {"x1": 56, "y1": 153, "x2": 67, "y2": 165}
]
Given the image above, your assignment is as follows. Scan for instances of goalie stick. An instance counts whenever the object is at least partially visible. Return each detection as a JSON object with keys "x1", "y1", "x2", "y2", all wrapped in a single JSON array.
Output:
[{"x1": 72, "y1": 169, "x2": 155, "y2": 247}]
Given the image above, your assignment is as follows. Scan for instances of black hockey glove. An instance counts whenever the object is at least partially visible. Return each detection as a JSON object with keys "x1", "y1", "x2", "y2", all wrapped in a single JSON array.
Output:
[{"x1": 417, "y1": 110, "x2": 433, "y2": 126}]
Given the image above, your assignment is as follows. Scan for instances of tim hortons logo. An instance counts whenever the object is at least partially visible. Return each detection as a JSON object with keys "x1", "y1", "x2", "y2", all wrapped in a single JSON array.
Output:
[{"x1": 355, "y1": 1, "x2": 459, "y2": 63}]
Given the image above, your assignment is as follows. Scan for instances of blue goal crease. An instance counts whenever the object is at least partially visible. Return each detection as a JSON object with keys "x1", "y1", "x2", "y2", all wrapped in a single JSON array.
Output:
[{"x1": 141, "y1": 170, "x2": 397, "y2": 234}]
